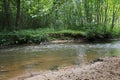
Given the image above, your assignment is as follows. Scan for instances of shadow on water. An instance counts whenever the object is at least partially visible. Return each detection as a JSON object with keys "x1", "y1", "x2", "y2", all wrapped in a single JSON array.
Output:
[{"x1": 0, "y1": 41, "x2": 120, "y2": 80}]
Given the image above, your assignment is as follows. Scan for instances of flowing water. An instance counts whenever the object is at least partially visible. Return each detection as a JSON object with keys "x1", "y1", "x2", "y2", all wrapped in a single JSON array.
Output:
[{"x1": 0, "y1": 41, "x2": 120, "y2": 80}]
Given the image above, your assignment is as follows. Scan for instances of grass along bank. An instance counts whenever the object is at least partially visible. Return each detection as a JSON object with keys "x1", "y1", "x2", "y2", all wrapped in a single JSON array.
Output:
[
  {"x1": 0, "y1": 28, "x2": 85, "y2": 46},
  {"x1": 0, "y1": 27, "x2": 120, "y2": 46}
]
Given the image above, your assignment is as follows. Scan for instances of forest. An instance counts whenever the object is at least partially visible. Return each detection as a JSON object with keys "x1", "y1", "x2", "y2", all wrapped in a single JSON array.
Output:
[
  {"x1": 0, "y1": 0, "x2": 120, "y2": 46},
  {"x1": 0, "y1": 1, "x2": 120, "y2": 80}
]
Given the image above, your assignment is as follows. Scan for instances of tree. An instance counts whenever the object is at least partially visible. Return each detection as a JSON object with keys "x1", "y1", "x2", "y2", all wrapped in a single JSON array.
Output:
[
  {"x1": 110, "y1": 0, "x2": 120, "y2": 31},
  {"x1": 15, "y1": 0, "x2": 20, "y2": 29},
  {"x1": 3, "y1": 0, "x2": 10, "y2": 28}
]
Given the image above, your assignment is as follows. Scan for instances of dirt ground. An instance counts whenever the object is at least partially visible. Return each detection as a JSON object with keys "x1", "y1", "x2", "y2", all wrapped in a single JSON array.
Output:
[{"x1": 14, "y1": 57, "x2": 120, "y2": 80}]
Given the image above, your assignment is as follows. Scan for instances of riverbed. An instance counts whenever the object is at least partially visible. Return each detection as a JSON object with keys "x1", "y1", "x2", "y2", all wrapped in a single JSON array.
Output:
[{"x1": 0, "y1": 41, "x2": 120, "y2": 80}]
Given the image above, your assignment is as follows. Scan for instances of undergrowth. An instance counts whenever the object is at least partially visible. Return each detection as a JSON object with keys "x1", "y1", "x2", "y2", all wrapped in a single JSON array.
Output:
[
  {"x1": 0, "y1": 28, "x2": 85, "y2": 46},
  {"x1": 0, "y1": 27, "x2": 120, "y2": 46}
]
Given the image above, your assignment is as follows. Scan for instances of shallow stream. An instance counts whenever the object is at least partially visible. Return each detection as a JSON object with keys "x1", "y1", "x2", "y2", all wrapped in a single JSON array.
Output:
[{"x1": 0, "y1": 41, "x2": 120, "y2": 80}]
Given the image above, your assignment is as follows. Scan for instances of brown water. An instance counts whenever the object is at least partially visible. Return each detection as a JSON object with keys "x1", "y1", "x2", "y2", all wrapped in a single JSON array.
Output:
[{"x1": 0, "y1": 41, "x2": 120, "y2": 80}]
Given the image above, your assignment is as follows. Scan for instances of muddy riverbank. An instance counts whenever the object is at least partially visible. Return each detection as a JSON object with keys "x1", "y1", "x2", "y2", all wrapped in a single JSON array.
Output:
[{"x1": 13, "y1": 57, "x2": 120, "y2": 80}]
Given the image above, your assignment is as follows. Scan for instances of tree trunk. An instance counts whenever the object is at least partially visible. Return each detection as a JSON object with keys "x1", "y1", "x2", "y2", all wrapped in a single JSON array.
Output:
[
  {"x1": 3, "y1": 0, "x2": 10, "y2": 28},
  {"x1": 95, "y1": 0, "x2": 101, "y2": 26},
  {"x1": 103, "y1": 1, "x2": 108, "y2": 32},
  {"x1": 84, "y1": 0, "x2": 90, "y2": 23},
  {"x1": 15, "y1": 0, "x2": 20, "y2": 30},
  {"x1": 111, "y1": 4, "x2": 115, "y2": 31}
]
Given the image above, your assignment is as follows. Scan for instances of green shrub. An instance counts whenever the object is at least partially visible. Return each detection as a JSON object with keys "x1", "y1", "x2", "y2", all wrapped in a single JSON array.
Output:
[{"x1": 85, "y1": 26, "x2": 113, "y2": 40}]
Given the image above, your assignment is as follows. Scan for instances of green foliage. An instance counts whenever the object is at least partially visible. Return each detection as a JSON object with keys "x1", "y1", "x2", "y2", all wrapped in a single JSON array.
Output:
[
  {"x1": 0, "y1": 0, "x2": 120, "y2": 46},
  {"x1": 0, "y1": 28, "x2": 85, "y2": 46},
  {"x1": 85, "y1": 25, "x2": 113, "y2": 40},
  {"x1": 0, "y1": 26, "x2": 120, "y2": 46},
  {"x1": 0, "y1": 28, "x2": 51, "y2": 46},
  {"x1": 49, "y1": 30, "x2": 86, "y2": 40},
  {"x1": 111, "y1": 27, "x2": 120, "y2": 37}
]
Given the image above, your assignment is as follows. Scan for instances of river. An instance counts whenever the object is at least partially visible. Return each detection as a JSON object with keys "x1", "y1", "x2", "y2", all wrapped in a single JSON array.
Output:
[{"x1": 0, "y1": 41, "x2": 120, "y2": 80}]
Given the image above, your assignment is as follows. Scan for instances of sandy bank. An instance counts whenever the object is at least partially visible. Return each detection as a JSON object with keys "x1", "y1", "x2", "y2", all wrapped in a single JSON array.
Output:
[{"x1": 15, "y1": 57, "x2": 120, "y2": 80}]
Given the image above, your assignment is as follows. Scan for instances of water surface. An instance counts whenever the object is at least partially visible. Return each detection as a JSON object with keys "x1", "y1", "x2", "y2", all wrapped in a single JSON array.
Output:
[{"x1": 0, "y1": 41, "x2": 120, "y2": 80}]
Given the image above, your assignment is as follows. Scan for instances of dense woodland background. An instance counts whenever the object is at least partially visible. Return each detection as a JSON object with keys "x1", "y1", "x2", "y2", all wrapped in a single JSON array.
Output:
[{"x1": 0, "y1": 0, "x2": 120, "y2": 45}]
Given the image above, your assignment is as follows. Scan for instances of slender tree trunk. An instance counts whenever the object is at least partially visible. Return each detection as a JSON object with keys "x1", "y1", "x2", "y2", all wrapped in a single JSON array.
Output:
[
  {"x1": 79, "y1": 2, "x2": 83, "y2": 26},
  {"x1": 111, "y1": 4, "x2": 115, "y2": 31},
  {"x1": 96, "y1": 0, "x2": 101, "y2": 26},
  {"x1": 84, "y1": 0, "x2": 89, "y2": 23},
  {"x1": 3, "y1": 0, "x2": 10, "y2": 28},
  {"x1": 103, "y1": 1, "x2": 108, "y2": 32},
  {"x1": 15, "y1": 0, "x2": 20, "y2": 30}
]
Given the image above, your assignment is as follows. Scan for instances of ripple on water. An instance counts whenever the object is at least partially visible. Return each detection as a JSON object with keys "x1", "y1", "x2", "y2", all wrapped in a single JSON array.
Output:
[{"x1": 0, "y1": 41, "x2": 120, "y2": 80}]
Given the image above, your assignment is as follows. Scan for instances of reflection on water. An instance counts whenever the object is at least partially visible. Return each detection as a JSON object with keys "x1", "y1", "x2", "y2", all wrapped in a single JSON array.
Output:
[{"x1": 0, "y1": 41, "x2": 120, "y2": 80}]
